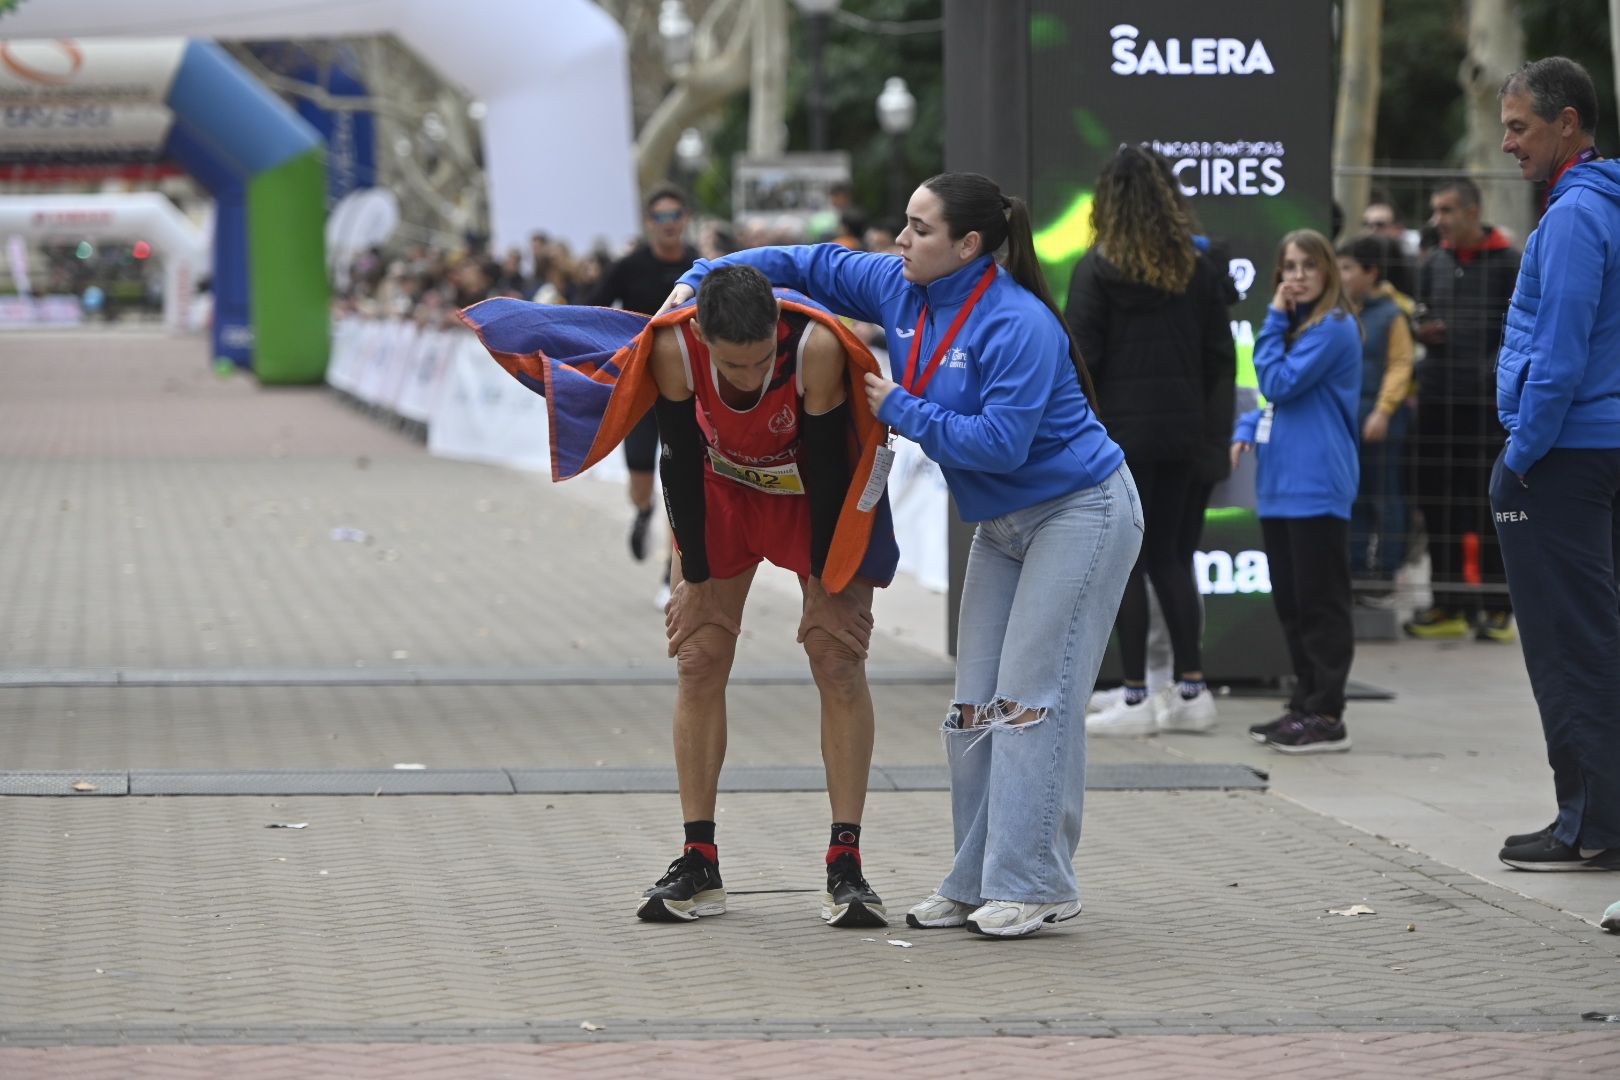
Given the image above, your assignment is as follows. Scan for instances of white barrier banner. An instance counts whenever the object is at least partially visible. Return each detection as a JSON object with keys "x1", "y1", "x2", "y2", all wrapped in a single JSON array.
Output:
[
  {"x1": 888, "y1": 437, "x2": 948, "y2": 593},
  {"x1": 396, "y1": 328, "x2": 453, "y2": 424},
  {"x1": 426, "y1": 335, "x2": 554, "y2": 473}
]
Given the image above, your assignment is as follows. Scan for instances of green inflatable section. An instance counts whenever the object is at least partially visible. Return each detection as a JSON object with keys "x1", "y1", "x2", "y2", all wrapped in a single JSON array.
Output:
[{"x1": 247, "y1": 150, "x2": 331, "y2": 385}]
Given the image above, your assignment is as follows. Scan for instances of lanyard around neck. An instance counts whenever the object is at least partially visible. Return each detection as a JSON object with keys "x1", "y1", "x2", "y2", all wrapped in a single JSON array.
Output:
[{"x1": 901, "y1": 265, "x2": 998, "y2": 397}]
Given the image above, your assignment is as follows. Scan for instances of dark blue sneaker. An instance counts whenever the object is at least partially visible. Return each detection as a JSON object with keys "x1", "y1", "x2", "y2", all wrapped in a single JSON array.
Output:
[
  {"x1": 1263, "y1": 713, "x2": 1350, "y2": 754},
  {"x1": 1499, "y1": 835, "x2": 1620, "y2": 872}
]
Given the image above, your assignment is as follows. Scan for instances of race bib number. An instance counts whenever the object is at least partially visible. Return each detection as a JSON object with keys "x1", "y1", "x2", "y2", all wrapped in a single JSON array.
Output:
[{"x1": 707, "y1": 447, "x2": 804, "y2": 495}]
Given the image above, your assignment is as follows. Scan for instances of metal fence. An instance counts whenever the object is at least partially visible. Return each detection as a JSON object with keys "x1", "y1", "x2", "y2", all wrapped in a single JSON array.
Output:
[{"x1": 1333, "y1": 164, "x2": 1533, "y2": 634}]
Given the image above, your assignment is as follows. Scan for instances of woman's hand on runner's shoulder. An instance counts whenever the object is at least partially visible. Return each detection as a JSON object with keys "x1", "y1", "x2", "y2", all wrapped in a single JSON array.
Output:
[{"x1": 656, "y1": 283, "x2": 695, "y2": 316}]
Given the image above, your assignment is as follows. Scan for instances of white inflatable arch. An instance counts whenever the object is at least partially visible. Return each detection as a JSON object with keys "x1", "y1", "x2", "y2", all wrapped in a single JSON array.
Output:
[
  {"x1": 0, "y1": 0, "x2": 638, "y2": 255},
  {"x1": 0, "y1": 192, "x2": 205, "y2": 328}
]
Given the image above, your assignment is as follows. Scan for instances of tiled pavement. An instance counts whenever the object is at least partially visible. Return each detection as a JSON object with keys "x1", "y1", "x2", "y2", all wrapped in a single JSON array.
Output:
[{"x1": 3, "y1": 334, "x2": 1620, "y2": 1077}]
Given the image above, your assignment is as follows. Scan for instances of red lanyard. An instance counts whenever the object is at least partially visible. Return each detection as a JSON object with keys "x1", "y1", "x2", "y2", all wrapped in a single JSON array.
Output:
[{"x1": 901, "y1": 265, "x2": 997, "y2": 396}]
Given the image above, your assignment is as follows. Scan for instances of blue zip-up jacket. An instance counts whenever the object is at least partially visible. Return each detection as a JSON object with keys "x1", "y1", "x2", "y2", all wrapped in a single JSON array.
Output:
[
  {"x1": 1496, "y1": 159, "x2": 1620, "y2": 475},
  {"x1": 1233, "y1": 306, "x2": 1361, "y2": 519},
  {"x1": 677, "y1": 245, "x2": 1124, "y2": 521}
]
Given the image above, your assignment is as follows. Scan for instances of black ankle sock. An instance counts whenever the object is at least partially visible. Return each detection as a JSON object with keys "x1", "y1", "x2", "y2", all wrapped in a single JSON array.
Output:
[
  {"x1": 828, "y1": 822, "x2": 861, "y2": 865},
  {"x1": 684, "y1": 820, "x2": 717, "y2": 864}
]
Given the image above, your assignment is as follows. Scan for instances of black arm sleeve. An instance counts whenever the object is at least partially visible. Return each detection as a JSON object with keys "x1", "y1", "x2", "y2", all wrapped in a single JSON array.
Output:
[
  {"x1": 798, "y1": 399, "x2": 852, "y2": 580},
  {"x1": 652, "y1": 395, "x2": 710, "y2": 583}
]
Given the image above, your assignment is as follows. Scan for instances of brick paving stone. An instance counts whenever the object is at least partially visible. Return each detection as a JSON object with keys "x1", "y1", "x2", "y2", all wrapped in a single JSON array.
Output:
[
  {"x1": 4, "y1": 1033, "x2": 1620, "y2": 1079},
  {"x1": 2, "y1": 790, "x2": 1617, "y2": 1042}
]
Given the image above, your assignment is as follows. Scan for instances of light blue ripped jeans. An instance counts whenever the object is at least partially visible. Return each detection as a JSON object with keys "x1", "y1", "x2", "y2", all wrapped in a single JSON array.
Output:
[{"x1": 939, "y1": 466, "x2": 1142, "y2": 906}]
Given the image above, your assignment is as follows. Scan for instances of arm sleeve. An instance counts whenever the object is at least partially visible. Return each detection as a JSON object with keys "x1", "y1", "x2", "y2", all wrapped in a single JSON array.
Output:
[
  {"x1": 1504, "y1": 203, "x2": 1603, "y2": 475},
  {"x1": 1253, "y1": 308, "x2": 1347, "y2": 403},
  {"x1": 798, "y1": 400, "x2": 852, "y2": 579},
  {"x1": 876, "y1": 312, "x2": 1059, "y2": 472},
  {"x1": 1374, "y1": 315, "x2": 1415, "y2": 415},
  {"x1": 652, "y1": 395, "x2": 710, "y2": 583},
  {"x1": 677, "y1": 244, "x2": 901, "y2": 326}
]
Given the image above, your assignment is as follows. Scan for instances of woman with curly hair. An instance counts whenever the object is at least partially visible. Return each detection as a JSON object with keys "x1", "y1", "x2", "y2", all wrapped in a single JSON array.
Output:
[{"x1": 1068, "y1": 145, "x2": 1237, "y2": 737}]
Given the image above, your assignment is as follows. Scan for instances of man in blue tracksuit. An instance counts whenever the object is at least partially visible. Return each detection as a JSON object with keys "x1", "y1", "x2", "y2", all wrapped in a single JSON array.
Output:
[{"x1": 1491, "y1": 57, "x2": 1620, "y2": 872}]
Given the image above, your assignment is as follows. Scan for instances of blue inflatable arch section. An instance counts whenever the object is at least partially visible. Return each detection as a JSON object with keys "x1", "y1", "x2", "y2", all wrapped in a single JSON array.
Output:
[{"x1": 163, "y1": 40, "x2": 328, "y2": 382}]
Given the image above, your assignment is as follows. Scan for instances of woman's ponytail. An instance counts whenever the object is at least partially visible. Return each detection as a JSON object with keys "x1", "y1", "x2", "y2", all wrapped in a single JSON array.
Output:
[{"x1": 1003, "y1": 195, "x2": 1100, "y2": 413}]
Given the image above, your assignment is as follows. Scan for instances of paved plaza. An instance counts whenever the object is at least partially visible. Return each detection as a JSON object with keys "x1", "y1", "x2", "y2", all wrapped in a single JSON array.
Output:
[{"x1": 3, "y1": 334, "x2": 1619, "y2": 1077}]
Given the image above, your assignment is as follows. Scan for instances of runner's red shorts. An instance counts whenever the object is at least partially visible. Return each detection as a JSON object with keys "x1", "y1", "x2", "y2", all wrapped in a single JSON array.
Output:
[{"x1": 702, "y1": 472, "x2": 813, "y2": 580}]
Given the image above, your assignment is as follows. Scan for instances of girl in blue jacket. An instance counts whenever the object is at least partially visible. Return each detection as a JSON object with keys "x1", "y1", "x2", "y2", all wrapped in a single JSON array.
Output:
[
  {"x1": 1231, "y1": 229, "x2": 1362, "y2": 753},
  {"x1": 662, "y1": 173, "x2": 1142, "y2": 939}
]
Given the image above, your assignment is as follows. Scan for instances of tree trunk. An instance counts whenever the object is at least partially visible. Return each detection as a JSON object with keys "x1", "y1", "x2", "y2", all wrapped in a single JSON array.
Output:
[
  {"x1": 1460, "y1": 0, "x2": 1532, "y2": 243},
  {"x1": 1332, "y1": 0, "x2": 1383, "y2": 239},
  {"x1": 634, "y1": 0, "x2": 754, "y2": 195},
  {"x1": 749, "y1": 0, "x2": 789, "y2": 157}
]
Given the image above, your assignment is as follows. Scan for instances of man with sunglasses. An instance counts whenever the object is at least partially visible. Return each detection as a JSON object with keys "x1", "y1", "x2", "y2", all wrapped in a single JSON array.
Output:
[{"x1": 590, "y1": 186, "x2": 701, "y2": 578}]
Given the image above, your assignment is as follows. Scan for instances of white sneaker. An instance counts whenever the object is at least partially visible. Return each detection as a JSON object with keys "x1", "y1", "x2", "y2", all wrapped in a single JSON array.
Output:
[
  {"x1": 905, "y1": 892, "x2": 976, "y2": 929},
  {"x1": 1086, "y1": 694, "x2": 1156, "y2": 736},
  {"x1": 1155, "y1": 686, "x2": 1217, "y2": 733},
  {"x1": 966, "y1": 898, "x2": 1082, "y2": 938},
  {"x1": 1086, "y1": 685, "x2": 1125, "y2": 714}
]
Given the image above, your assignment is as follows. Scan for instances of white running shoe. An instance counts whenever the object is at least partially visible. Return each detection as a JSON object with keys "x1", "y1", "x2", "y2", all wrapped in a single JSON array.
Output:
[
  {"x1": 966, "y1": 898, "x2": 1082, "y2": 938},
  {"x1": 905, "y1": 892, "x2": 977, "y2": 929},
  {"x1": 1154, "y1": 686, "x2": 1218, "y2": 733},
  {"x1": 1086, "y1": 685, "x2": 1125, "y2": 714},
  {"x1": 1086, "y1": 693, "x2": 1156, "y2": 736}
]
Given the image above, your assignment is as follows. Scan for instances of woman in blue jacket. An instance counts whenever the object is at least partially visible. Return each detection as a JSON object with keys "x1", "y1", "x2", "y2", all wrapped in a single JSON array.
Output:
[
  {"x1": 1232, "y1": 229, "x2": 1362, "y2": 753},
  {"x1": 661, "y1": 172, "x2": 1142, "y2": 938}
]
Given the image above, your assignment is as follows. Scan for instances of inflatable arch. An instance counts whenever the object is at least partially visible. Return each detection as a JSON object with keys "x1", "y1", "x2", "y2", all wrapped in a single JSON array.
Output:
[
  {"x1": 0, "y1": 37, "x2": 329, "y2": 383},
  {"x1": 0, "y1": 1, "x2": 638, "y2": 259},
  {"x1": 0, "y1": 191, "x2": 207, "y2": 330}
]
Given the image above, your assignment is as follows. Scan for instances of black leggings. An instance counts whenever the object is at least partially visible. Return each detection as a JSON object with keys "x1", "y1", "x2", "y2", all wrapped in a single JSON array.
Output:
[
  {"x1": 1115, "y1": 459, "x2": 1206, "y2": 682},
  {"x1": 623, "y1": 411, "x2": 660, "y2": 473}
]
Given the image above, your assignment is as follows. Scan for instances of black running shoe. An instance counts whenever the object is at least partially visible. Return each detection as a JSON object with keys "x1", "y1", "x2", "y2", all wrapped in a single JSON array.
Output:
[
  {"x1": 637, "y1": 849, "x2": 726, "y2": 922},
  {"x1": 628, "y1": 506, "x2": 654, "y2": 562},
  {"x1": 1263, "y1": 713, "x2": 1351, "y2": 754},
  {"x1": 1248, "y1": 710, "x2": 1301, "y2": 744},
  {"x1": 1499, "y1": 835, "x2": 1620, "y2": 872},
  {"x1": 821, "y1": 852, "x2": 888, "y2": 927},
  {"x1": 1503, "y1": 822, "x2": 1556, "y2": 848}
]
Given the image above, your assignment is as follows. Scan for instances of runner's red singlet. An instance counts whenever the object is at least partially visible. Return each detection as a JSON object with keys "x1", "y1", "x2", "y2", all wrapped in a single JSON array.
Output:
[
  {"x1": 674, "y1": 310, "x2": 819, "y2": 578},
  {"x1": 676, "y1": 310, "x2": 814, "y2": 492}
]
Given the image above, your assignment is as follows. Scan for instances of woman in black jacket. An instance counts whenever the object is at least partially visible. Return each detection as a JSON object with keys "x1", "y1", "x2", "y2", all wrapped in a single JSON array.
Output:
[{"x1": 1068, "y1": 146, "x2": 1236, "y2": 736}]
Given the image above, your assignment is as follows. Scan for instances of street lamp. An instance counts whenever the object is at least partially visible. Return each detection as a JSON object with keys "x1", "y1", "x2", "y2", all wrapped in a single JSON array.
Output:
[
  {"x1": 658, "y1": 0, "x2": 694, "y2": 73},
  {"x1": 876, "y1": 76, "x2": 916, "y2": 216},
  {"x1": 792, "y1": 0, "x2": 842, "y2": 152},
  {"x1": 675, "y1": 126, "x2": 708, "y2": 192}
]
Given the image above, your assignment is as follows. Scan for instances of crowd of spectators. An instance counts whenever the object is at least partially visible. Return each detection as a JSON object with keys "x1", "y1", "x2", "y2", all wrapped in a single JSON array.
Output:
[{"x1": 332, "y1": 203, "x2": 903, "y2": 329}]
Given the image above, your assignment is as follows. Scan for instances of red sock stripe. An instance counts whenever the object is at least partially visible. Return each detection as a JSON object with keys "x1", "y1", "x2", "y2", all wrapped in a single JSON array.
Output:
[
  {"x1": 826, "y1": 844, "x2": 861, "y2": 865},
  {"x1": 684, "y1": 842, "x2": 718, "y2": 864}
]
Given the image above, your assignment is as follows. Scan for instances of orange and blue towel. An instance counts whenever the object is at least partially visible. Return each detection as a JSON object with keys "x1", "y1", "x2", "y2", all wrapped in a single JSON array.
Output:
[{"x1": 458, "y1": 291, "x2": 897, "y2": 591}]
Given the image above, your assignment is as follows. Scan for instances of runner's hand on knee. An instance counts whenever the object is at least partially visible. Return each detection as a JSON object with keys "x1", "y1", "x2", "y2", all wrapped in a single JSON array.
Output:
[
  {"x1": 797, "y1": 578, "x2": 874, "y2": 658},
  {"x1": 665, "y1": 579, "x2": 741, "y2": 657}
]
